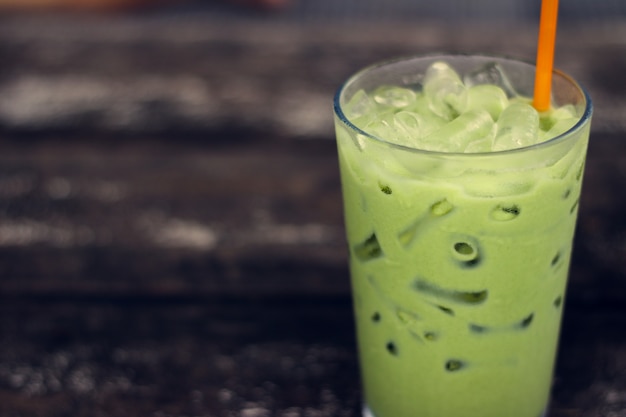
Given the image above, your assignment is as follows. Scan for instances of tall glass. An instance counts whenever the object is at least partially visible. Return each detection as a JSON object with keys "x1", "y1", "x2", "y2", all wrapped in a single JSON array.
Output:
[{"x1": 333, "y1": 55, "x2": 592, "y2": 417}]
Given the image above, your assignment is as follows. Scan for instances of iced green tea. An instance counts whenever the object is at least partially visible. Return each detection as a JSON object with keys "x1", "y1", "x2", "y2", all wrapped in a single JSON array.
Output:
[{"x1": 333, "y1": 55, "x2": 592, "y2": 417}]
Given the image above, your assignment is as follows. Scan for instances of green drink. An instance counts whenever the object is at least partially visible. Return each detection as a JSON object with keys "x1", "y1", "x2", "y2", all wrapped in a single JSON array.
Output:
[{"x1": 333, "y1": 55, "x2": 592, "y2": 417}]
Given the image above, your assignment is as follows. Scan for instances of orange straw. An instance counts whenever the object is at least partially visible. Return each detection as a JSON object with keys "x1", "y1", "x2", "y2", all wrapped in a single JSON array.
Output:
[{"x1": 533, "y1": 0, "x2": 559, "y2": 112}]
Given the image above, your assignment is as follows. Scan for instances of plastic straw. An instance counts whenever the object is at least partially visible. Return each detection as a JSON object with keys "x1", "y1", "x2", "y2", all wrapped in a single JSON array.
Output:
[{"x1": 533, "y1": 0, "x2": 559, "y2": 112}]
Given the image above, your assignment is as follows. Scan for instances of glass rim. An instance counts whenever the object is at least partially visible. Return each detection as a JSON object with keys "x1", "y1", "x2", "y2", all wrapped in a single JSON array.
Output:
[{"x1": 333, "y1": 53, "x2": 593, "y2": 157}]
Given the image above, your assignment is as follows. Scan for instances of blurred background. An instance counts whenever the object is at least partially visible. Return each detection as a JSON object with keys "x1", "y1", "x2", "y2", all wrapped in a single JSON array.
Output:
[
  {"x1": 0, "y1": 0, "x2": 625, "y2": 138},
  {"x1": 1, "y1": 0, "x2": 624, "y2": 20},
  {"x1": 174, "y1": 0, "x2": 626, "y2": 21},
  {"x1": 0, "y1": 1, "x2": 625, "y2": 416}
]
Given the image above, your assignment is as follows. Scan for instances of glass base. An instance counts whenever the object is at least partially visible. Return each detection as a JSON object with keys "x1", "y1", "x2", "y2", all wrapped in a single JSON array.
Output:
[
  {"x1": 362, "y1": 404, "x2": 548, "y2": 417},
  {"x1": 362, "y1": 405, "x2": 374, "y2": 417}
]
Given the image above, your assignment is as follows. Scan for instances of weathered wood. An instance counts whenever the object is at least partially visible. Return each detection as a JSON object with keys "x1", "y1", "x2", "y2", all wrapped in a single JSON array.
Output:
[
  {"x1": 0, "y1": 299, "x2": 624, "y2": 416},
  {"x1": 0, "y1": 139, "x2": 347, "y2": 298},
  {"x1": 0, "y1": 15, "x2": 625, "y2": 417},
  {"x1": 0, "y1": 17, "x2": 625, "y2": 136},
  {"x1": 0, "y1": 133, "x2": 625, "y2": 307}
]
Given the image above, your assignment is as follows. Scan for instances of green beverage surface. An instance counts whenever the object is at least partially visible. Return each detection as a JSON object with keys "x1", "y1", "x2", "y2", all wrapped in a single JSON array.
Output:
[{"x1": 335, "y1": 59, "x2": 590, "y2": 417}]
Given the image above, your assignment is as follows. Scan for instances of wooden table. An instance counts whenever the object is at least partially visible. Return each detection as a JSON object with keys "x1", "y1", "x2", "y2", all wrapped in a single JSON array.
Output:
[{"x1": 0, "y1": 15, "x2": 625, "y2": 416}]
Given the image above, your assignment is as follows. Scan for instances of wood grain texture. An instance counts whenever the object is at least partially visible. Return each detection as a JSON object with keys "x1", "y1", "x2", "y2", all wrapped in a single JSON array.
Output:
[{"x1": 0, "y1": 15, "x2": 625, "y2": 416}]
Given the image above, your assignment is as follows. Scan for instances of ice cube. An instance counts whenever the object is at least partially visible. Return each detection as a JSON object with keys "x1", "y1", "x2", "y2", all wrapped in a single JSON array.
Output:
[
  {"x1": 403, "y1": 94, "x2": 448, "y2": 136},
  {"x1": 394, "y1": 110, "x2": 421, "y2": 132},
  {"x1": 551, "y1": 103, "x2": 577, "y2": 118},
  {"x1": 348, "y1": 109, "x2": 394, "y2": 150},
  {"x1": 340, "y1": 108, "x2": 387, "y2": 151},
  {"x1": 372, "y1": 85, "x2": 417, "y2": 108},
  {"x1": 539, "y1": 104, "x2": 570, "y2": 130},
  {"x1": 551, "y1": 104, "x2": 578, "y2": 119},
  {"x1": 464, "y1": 136, "x2": 493, "y2": 153},
  {"x1": 344, "y1": 89, "x2": 377, "y2": 119},
  {"x1": 493, "y1": 102, "x2": 539, "y2": 151},
  {"x1": 539, "y1": 117, "x2": 579, "y2": 142},
  {"x1": 392, "y1": 111, "x2": 422, "y2": 146},
  {"x1": 539, "y1": 103, "x2": 578, "y2": 132},
  {"x1": 466, "y1": 84, "x2": 509, "y2": 121},
  {"x1": 420, "y1": 109, "x2": 495, "y2": 153},
  {"x1": 463, "y1": 62, "x2": 518, "y2": 98},
  {"x1": 423, "y1": 61, "x2": 468, "y2": 120},
  {"x1": 390, "y1": 110, "x2": 446, "y2": 147},
  {"x1": 360, "y1": 111, "x2": 395, "y2": 139}
]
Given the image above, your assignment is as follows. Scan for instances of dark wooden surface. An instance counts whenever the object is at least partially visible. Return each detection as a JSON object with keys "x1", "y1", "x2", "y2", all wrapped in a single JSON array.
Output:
[{"x1": 0, "y1": 15, "x2": 625, "y2": 416}]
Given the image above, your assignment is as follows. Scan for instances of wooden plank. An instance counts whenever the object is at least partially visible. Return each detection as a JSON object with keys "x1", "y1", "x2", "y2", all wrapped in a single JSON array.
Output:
[
  {"x1": 0, "y1": 300, "x2": 624, "y2": 416},
  {"x1": 0, "y1": 15, "x2": 624, "y2": 417},
  {"x1": 0, "y1": 139, "x2": 347, "y2": 297},
  {"x1": 0, "y1": 132, "x2": 623, "y2": 307},
  {"x1": 0, "y1": 17, "x2": 625, "y2": 136}
]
